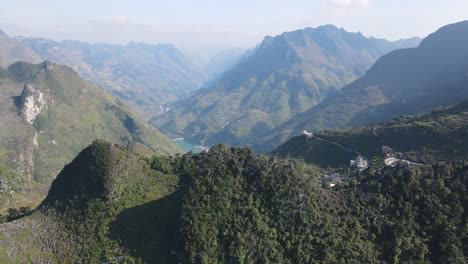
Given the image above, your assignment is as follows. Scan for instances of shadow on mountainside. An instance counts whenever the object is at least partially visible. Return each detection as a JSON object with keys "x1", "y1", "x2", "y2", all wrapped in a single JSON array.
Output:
[{"x1": 109, "y1": 190, "x2": 183, "y2": 263}]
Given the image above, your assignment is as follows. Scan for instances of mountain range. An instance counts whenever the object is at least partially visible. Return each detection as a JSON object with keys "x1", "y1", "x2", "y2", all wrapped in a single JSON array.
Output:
[
  {"x1": 0, "y1": 61, "x2": 180, "y2": 212},
  {"x1": 151, "y1": 25, "x2": 421, "y2": 147},
  {"x1": 0, "y1": 20, "x2": 468, "y2": 263},
  {"x1": 261, "y1": 21, "x2": 468, "y2": 151},
  {"x1": 17, "y1": 38, "x2": 207, "y2": 120}
]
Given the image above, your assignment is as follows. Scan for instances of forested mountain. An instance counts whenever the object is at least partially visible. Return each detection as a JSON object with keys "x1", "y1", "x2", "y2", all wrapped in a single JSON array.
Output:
[
  {"x1": 273, "y1": 100, "x2": 468, "y2": 167},
  {"x1": 264, "y1": 21, "x2": 468, "y2": 151},
  {"x1": 0, "y1": 30, "x2": 41, "y2": 67},
  {"x1": 18, "y1": 38, "x2": 206, "y2": 119},
  {"x1": 0, "y1": 61, "x2": 180, "y2": 212},
  {"x1": 0, "y1": 141, "x2": 466, "y2": 263},
  {"x1": 152, "y1": 25, "x2": 420, "y2": 147}
]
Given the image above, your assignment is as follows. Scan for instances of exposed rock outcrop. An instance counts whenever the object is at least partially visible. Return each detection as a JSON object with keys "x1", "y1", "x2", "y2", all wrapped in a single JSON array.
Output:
[{"x1": 20, "y1": 83, "x2": 47, "y2": 124}]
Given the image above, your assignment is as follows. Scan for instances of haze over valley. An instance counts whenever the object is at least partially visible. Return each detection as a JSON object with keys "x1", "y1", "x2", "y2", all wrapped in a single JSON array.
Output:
[{"x1": 0, "y1": 1, "x2": 467, "y2": 263}]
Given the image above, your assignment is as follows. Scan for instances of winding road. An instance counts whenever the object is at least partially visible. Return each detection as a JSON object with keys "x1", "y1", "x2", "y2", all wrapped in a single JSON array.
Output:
[{"x1": 384, "y1": 157, "x2": 424, "y2": 167}]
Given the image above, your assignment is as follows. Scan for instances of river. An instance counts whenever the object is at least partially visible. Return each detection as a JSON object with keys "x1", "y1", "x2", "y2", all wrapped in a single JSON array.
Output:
[{"x1": 174, "y1": 139, "x2": 202, "y2": 153}]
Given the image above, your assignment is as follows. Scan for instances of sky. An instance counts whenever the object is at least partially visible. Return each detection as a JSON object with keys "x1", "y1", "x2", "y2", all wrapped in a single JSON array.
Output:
[{"x1": 0, "y1": 0, "x2": 467, "y2": 54}]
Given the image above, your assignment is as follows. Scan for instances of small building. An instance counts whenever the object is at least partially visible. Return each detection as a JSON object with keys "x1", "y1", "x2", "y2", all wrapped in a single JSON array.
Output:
[
  {"x1": 302, "y1": 130, "x2": 314, "y2": 138},
  {"x1": 350, "y1": 155, "x2": 369, "y2": 171},
  {"x1": 319, "y1": 173, "x2": 341, "y2": 188}
]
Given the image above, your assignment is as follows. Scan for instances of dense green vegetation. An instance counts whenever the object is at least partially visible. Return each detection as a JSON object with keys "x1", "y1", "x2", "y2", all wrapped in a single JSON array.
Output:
[
  {"x1": 152, "y1": 25, "x2": 420, "y2": 149},
  {"x1": 273, "y1": 100, "x2": 468, "y2": 167},
  {"x1": 0, "y1": 141, "x2": 466, "y2": 263},
  {"x1": 359, "y1": 162, "x2": 468, "y2": 263},
  {"x1": 0, "y1": 61, "x2": 180, "y2": 212}
]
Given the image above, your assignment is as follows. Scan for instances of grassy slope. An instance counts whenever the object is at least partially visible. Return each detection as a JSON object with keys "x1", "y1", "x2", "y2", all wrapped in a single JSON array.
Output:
[
  {"x1": 272, "y1": 100, "x2": 468, "y2": 167},
  {"x1": 0, "y1": 61, "x2": 180, "y2": 211}
]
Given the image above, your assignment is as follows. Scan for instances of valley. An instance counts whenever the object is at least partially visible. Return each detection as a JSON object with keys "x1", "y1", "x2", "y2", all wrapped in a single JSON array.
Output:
[{"x1": 152, "y1": 25, "x2": 421, "y2": 149}]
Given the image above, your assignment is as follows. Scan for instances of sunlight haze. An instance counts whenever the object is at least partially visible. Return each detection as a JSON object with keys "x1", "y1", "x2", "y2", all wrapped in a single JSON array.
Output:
[{"x1": 1, "y1": 0, "x2": 467, "y2": 51}]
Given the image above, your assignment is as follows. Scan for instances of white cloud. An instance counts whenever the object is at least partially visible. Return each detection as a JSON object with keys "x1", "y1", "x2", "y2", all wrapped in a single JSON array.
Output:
[{"x1": 325, "y1": 0, "x2": 372, "y2": 8}]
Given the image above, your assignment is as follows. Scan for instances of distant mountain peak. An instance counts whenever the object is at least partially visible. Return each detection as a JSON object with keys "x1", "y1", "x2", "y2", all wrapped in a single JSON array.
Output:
[
  {"x1": 419, "y1": 20, "x2": 468, "y2": 49},
  {"x1": 316, "y1": 24, "x2": 340, "y2": 29}
]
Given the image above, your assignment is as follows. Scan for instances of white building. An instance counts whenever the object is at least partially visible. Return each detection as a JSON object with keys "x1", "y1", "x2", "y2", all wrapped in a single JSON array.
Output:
[{"x1": 302, "y1": 130, "x2": 314, "y2": 138}]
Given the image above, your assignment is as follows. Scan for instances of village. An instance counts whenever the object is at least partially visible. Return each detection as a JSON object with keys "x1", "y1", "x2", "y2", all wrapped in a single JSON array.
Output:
[{"x1": 302, "y1": 130, "x2": 424, "y2": 188}]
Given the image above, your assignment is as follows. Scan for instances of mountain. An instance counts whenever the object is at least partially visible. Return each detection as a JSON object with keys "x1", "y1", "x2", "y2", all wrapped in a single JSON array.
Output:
[
  {"x1": 1, "y1": 140, "x2": 466, "y2": 263},
  {"x1": 264, "y1": 21, "x2": 468, "y2": 151},
  {"x1": 0, "y1": 61, "x2": 180, "y2": 212},
  {"x1": 0, "y1": 30, "x2": 42, "y2": 67},
  {"x1": 151, "y1": 25, "x2": 420, "y2": 147},
  {"x1": 18, "y1": 38, "x2": 206, "y2": 119},
  {"x1": 273, "y1": 100, "x2": 468, "y2": 167},
  {"x1": 0, "y1": 141, "x2": 181, "y2": 262}
]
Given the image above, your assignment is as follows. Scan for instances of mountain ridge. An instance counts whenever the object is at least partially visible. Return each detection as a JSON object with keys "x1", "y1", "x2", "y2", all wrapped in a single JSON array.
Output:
[{"x1": 17, "y1": 36, "x2": 206, "y2": 119}]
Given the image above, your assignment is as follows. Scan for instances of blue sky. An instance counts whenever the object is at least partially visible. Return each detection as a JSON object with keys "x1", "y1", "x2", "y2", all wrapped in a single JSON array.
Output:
[{"x1": 1, "y1": 0, "x2": 467, "y2": 51}]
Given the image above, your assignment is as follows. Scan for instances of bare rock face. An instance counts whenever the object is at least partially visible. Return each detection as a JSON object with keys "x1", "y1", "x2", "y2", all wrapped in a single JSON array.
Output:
[
  {"x1": 20, "y1": 83, "x2": 46, "y2": 124},
  {"x1": 14, "y1": 84, "x2": 47, "y2": 185}
]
